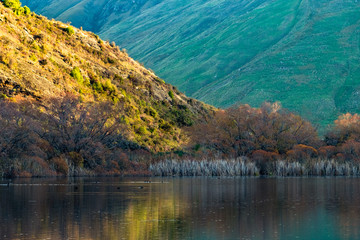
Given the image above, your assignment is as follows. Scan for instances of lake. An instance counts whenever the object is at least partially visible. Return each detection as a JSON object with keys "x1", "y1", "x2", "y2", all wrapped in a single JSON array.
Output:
[{"x1": 1, "y1": 177, "x2": 360, "y2": 240}]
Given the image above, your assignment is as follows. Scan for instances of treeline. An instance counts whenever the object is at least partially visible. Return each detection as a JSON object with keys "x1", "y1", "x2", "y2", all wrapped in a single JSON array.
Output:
[
  {"x1": 0, "y1": 97, "x2": 149, "y2": 177},
  {"x1": 186, "y1": 102, "x2": 360, "y2": 175},
  {"x1": 3, "y1": 98, "x2": 360, "y2": 177}
]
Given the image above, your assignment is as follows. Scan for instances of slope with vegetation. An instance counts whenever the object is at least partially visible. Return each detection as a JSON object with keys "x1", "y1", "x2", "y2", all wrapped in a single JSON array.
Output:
[
  {"x1": 2, "y1": 0, "x2": 360, "y2": 178},
  {"x1": 0, "y1": 0, "x2": 213, "y2": 177},
  {"x1": 22, "y1": 0, "x2": 360, "y2": 127}
]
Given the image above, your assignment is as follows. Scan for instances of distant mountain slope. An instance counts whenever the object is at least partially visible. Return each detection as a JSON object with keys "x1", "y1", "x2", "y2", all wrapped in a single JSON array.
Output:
[
  {"x1": 22, "y1": 0, "x2": 360, "y2": 126},
  {"x1": 0, "y1": 1, "x2": 213, "y2": 152}
]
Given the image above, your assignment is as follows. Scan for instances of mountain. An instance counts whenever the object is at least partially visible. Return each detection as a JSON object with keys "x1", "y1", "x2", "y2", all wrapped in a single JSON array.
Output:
[
  {"x1": 0, "y1": 1, "x2": 213, "y2": 154},
  {"x1": 22, "y1": 0, "x2": 360, "y2": 127}
]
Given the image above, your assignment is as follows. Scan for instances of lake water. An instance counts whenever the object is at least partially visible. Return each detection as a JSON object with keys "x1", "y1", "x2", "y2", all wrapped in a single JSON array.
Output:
[{"x1": 1, "y1": 177, "x2": 360, "y2": 240}]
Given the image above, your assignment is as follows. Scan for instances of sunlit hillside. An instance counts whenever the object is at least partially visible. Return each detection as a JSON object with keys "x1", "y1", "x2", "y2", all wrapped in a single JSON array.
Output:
[
  {"x1": 22, "y1": 0, "x2": 360, "y2": 127},
  {"x1": 0, "y1": 0, "x2": 214, "y2": 177}
]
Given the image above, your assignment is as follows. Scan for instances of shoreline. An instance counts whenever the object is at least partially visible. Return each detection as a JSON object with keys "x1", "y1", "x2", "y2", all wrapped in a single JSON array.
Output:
[{"x1": 3, "y1": 158, "x2": 360, "y2": 178}]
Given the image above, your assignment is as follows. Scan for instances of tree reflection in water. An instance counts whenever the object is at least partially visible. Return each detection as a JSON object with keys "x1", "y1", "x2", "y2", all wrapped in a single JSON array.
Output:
[{"x1": 1, "y1": 177, "x2": 360, "y2": 240}]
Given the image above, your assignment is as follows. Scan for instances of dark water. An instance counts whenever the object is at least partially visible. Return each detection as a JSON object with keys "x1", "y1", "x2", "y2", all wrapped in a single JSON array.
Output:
[{"x1": 1, "y1": 177, "x2": 360, "y2": 240}]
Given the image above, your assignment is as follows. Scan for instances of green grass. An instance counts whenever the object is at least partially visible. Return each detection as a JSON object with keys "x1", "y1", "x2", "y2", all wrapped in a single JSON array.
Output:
[{"x1": 22, "y1": 0, "x2": 360, "y2": 128}]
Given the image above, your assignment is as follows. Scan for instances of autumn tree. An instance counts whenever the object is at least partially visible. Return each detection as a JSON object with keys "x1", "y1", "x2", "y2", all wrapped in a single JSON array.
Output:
[
  {"x1": 32, "y1": 96, "x2": 139, "y2": 169},
  {"x1": 0, "y1": 96, "x2": 146, "y2": 177},
  {"x1": 189, "y1": 102, "x2": 320, "y2": 158},
  {"x1": 0, "y1": 100, "x2": 41, "y2": 176},
  {"x1": 324, "y1": 113, "x2": 360, "y2": 161}
]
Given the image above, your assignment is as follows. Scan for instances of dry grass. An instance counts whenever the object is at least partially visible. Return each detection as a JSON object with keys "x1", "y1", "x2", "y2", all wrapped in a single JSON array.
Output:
[
  {"x1": 150, "y1": 158, "x2": 360, "y2": 177},
  {"x1": 150, "y1": 158, "x2": 259, "y2": 176}
]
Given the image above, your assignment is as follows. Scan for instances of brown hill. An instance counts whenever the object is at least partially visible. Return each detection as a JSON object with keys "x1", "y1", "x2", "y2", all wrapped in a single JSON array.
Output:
[{"x1": 0, "y1": 2, "x2": 214, "y2": 153}]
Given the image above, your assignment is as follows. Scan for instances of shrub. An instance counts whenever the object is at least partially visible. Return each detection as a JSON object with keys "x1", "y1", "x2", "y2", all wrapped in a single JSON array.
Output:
[
  {"x1": 2, "y1": 0, "x2": 30, "y2": 16},
  {"x1": 14, "y1": 6, "x2": 24, "y2": 15},
  {"x1": 136, "y1": 126, "x2": 148, "y2": 135},
  {"x1": 168, "y1": 90, "x2": 174, "y2": 100},
  {"x1": 103, "y1": 79, "x2": 116, "y2": 93},
  {"x1": 166, "y1": 106, "x2": 194, "y2": 127},
  {"x1": 23, "y1": 5, "x2": 30, "y2": 15},
  {"x1": 91, "y1": 80, "x2": 103, "y2": 92},
  {"x1": 70, "y1": 67, "x2": 83, "y2": 84},
  {"x1": 65, "y1": 26, "x2": 75, "y2": 35},
  {"x1": 2, "y1": 0, "x2": 21, "y2": 9},
  {"x1": 145, "y1": 106, "x2": 158, "y2": 118}
]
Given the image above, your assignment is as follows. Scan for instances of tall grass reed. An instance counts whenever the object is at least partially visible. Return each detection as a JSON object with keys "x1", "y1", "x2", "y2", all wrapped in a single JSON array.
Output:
[{"x1": 150, "y1": 158, "x2": 360, "y2": 177}]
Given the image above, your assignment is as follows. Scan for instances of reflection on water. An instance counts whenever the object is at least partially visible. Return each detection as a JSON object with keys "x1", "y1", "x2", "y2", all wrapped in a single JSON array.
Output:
[{"x1": 1, "y1": 177, "x2": 360, "y2": 239}]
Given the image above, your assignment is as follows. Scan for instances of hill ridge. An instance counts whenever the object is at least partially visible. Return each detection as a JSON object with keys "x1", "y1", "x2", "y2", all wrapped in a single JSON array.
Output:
[{"x1": 0, "y1": 0, "x2": 214, "y2": 154}]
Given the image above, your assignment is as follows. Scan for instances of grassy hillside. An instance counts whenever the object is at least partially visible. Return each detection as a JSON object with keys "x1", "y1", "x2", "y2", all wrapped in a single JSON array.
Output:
[
  {"x1": 0, "y1": 1, "x2": 213, "y2": 153},
  {"x1": 22, "y1": 0, "x2": 360, "y2": 127}
]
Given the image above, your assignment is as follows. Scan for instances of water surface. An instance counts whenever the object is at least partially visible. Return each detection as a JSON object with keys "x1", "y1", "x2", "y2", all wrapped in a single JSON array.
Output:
[{"x1": 1, "y1": 177, "x2": 360, "y2": 239}]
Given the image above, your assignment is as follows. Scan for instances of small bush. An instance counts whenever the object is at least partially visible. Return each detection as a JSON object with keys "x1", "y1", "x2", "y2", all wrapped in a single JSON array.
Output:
[
  {"x1": 65, "y1": 26, "x2": 75, "y2": 35},
  {"x1": 92, "y1": 80, "x2": 103, "y2": 92},
  {"x1": 136, "y1": 126, "x2": 148, "y2": 135},
  {"x1": 168, "y1": 90, "x2": 174, "y2": 100},
  {"x1": 14, "y1": 6, "x2": 24, "y2": 15},
  {"x1": 2, "y1": 0, "x2": 21, "y2": 9},
  {"x1": 70, "y1": 67, "x2": 83, "y2": 84},
  {"x1": 145, "y1": 107, "x2": 158, "y2": 118},
  {"x1": 103, "y1": 79, "x2": 116, "y2": 93},
  {"x1": 2, "y1": 0, "x2": 30, "y2": 16},
  {"x1": 23, "y1": 5, "x2": 30, "y2": 15}
]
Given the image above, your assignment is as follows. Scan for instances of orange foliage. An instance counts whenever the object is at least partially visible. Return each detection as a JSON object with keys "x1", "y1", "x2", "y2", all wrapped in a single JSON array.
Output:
[
  {"x1": 52, "y1": 157, "x2": 69, "y2": 175},
  {"x1": 318, "y1": 146, "x2": 336, "y2": 159},
  {"x1": 190, "y1": 102, "x2": 320, "y2": 158},
  {"x1": 252, "y1": 150, "x2": 279, "y2": 162},
  {"x1": 339, "y1": 140, "x2": 360, "y2": 161},
  {"x1": 335, "y1": 113, "x2": 360, "y2": 127},
  {"x1": 287, "y1": 144, "x2": 318, "y2": 161}
]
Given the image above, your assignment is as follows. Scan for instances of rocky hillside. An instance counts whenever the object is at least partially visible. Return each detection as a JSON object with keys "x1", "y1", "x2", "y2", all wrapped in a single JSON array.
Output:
[{"x1": 0, "y1": 1, "x2": 214, "y2": 152}]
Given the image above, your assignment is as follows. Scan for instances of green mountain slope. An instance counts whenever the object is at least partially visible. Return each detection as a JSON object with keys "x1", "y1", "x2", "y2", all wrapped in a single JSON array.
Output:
[{"x1": 22, "y1": 0, "x2": 360, "y2": 126}]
